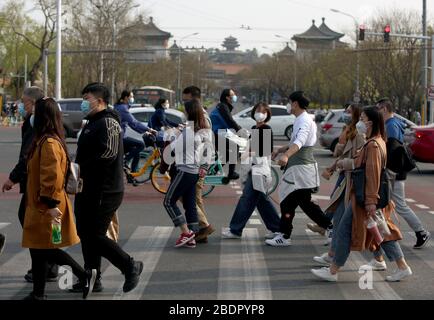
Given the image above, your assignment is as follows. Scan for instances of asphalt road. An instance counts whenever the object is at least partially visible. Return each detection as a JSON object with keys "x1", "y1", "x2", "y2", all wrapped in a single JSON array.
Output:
[{"x1": 1, "y1": 124, "x2": 434, "y2": 300}]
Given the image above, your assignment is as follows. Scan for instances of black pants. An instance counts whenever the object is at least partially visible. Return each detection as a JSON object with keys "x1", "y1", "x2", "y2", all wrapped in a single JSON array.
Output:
[
  {"x1": 279, "y1": 189, "x2": 332, "y2": 238},
  {"x1": 123, "y1": 137, "x2": 145, "y2": 173},
  {"x1": 214, "y1": 134, "x2": 238, "y2": 175},
  {"x1": 74, "y1": 192, "x2": 132, "y2": 275},
  {"x1": 29, "y1": 248, "x2": 86, "y2": 296},
  {"x1": 20, "y1": 193, "x2": 59, "y2": 276}
]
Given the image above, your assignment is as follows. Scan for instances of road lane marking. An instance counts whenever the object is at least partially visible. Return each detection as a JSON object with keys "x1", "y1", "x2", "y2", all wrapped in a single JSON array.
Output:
[
  {"x1": 249, "y1": 219, "x2": 262, "y2": 225},
  {"x1": 0, "y1": 249, "x2": 34, "y2": 299},
  {"x1": 312, "y1": 195, "x2": 331, "y2": 201},
  {"x1": 218, "y1": 228, "x2": 272, "y2": 300},
  {"x1": 252, "y1": 211, "x2": 258, "y2": 217},
  {"x1": 406, "y1": 199, "x2": 416, "y2": 203},
  {"x1": 236, "y1": 191, "x2": 243, "y2": 195},
  {"x1": 415, "y1": 204, "x2": 430, "y2": 209},
  {"x1": 90, "y1": 226, "x2": 173, "y2": 300},
  {"x1": 0, "y1": 223, "x2": 11, "y2": 230},
  {"x1": 429, "y1": 211, "x2": 434, "y2": 215}
]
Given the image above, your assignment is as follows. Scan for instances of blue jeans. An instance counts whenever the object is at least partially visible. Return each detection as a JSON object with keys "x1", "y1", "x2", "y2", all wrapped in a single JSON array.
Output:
[
  {"x1": 373, "y1": 241, "x2": 404, "y2": 262},
  {"x1": 164, "y1": 170, "x2": 200, "y2": 232},
  {"x1": 333, "y1": 202, "x2": 354, "y2": 267},
  {"x1": 123, "y1": 137, "x2": 145, "y2": 172},
  {"x1": 229, "y1": 173, "x2": 280, "y2": 236},
  {"x1": 330, "y1": 195, "x2": 346, "y2": 254}
]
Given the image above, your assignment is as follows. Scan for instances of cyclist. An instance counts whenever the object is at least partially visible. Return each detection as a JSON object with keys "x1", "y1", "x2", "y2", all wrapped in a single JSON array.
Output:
[{"x1": 114, "y1": 90, "x2": 156, "y2": 181}]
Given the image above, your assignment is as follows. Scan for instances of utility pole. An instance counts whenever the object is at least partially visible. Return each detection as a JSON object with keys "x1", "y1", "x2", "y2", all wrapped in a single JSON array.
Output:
[
  {"x1": 55, "y1": 0, "x2": 62, "y2": 99},
  {"x1": 422, "y1": 0, "x2": 428, "y2": 124}
]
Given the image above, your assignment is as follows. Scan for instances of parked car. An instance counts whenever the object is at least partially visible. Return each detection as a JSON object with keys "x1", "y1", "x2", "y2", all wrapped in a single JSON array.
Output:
[
  {"x1": 319, "y1": 108, "x2": 416, "y2": 153},
  {"x1": 232, "y1": 105, "x2": 296, "y2": 139},
  {"x1": 409, "y1": 124, "x2": 434, "y2": 163},
  {"x1": 318, "y1": 109, "x2": 346, "y2": 152},
  {"x1": 125, "y1": 106, "x2": 186, "y2": 141},
  {"x1": 58, "y1": 98, "x2": 84, "y2": 138}
]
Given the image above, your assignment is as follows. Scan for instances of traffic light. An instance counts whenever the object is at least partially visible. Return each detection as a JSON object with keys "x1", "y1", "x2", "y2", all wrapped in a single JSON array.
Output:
[
  {"x1": 384, "y1": 24, "x2": 391, "y2": 42},
  {"x1": 359, "y1": 25, "x2": 365, "y2": 41}
]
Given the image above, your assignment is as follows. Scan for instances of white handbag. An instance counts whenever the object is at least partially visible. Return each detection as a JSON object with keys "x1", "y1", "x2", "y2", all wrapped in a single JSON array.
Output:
[{"x1": 66, "y1": 162, "x2": 83, "y2": 194}]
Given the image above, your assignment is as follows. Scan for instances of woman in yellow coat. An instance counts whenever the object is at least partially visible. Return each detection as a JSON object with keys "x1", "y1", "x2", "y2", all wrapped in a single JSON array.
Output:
[{"x1": 22, "y1": 97, "x2": 94, "y2": 300}]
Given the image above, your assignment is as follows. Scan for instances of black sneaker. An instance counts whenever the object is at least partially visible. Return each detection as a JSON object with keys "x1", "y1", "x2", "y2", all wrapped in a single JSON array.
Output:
[
  {"x1": 82, "y1": 269, "x2": 97, "y2": 299},
  {"x1": 22, "y1": 292, "x2": 47, "y2": 300},
  {"x1": 69, "y1": 276, "x2": 104, "y2": 293},
  {"x1": 0, "y1": 233, "x2": 5, "y2": 255},
  {"x1": 414, "y1": 231, "x2": 431, "y2": 249},
  {"x1": 24, "y1": 269, "x2": 58, "y2": 283},
  {"x1": 227, "y1": 172, "x2": 240, "y2": 180},
  {"x1": 123, "y1": 260, "x2": 143, "y2": 293}
]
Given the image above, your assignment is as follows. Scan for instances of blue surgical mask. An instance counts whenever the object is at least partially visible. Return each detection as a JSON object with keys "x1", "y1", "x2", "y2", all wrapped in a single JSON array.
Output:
[
  {"x1": 232, "y1": 95, "x2": 238, "y2": 104},
  {"x1": 129, "y1": 97, "x2": 135, "y2": 105},
  {"x1": 81, "y1": 100, "x2": 91, "y2": 115},
  {"x1": 18, "y1": 103, "x2": 26, "y2": 118},
  {"x1": 30, "y1": 114, "x2": 35, "y2": 128}
]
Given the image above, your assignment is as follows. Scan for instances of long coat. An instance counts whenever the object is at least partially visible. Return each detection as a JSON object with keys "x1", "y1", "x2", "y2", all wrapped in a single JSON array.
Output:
[
  {"x1": 22, "y1": 137, "x2": 80, "y2": 249},
  {"x1": 348, "y1": 135, "x2": 402, "y2": 252}
]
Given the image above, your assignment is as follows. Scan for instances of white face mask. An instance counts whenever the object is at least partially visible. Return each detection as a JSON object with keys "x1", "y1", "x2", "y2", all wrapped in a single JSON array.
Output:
[
  {"x1": 356, "y1": 120, "x2": 367, "y2": 135},
  {"x1": 254, "y1": 112, "x2": 267, "y2": 122},
  {"x1": 287, "y1": 103, "x2": 292, "y2": 114}
]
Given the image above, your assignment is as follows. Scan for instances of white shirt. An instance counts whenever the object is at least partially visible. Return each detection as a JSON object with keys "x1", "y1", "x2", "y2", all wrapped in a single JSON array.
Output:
[{"x1": 290, "y1": 111, "x2": 317, "y2": 149}]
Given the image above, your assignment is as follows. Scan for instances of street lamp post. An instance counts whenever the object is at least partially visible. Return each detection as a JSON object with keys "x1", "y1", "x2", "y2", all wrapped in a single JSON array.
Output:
[
  {"x1": 275, "y1": 35, "x2": 297, "y2": 91},
  {"x1": 330, "y1": 8, "x2": 360, "y2": 103},
  {"x1": 55, "y1": 0, "x2": 62, "y2": 99},
  {"x1": 176, "y1": 32, "x2": 199, "y2": 107}
]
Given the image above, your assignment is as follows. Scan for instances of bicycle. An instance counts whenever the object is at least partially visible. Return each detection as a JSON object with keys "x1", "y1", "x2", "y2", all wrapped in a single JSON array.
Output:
[{"x1": 150, "y1": 152, "x2": 280, "y2": 198}]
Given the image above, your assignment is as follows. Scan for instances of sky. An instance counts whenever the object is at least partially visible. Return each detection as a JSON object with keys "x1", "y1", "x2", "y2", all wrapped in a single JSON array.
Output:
[
  {"x1": 135, "y1": 0, "x2": 431, "y2": 54},
  {"x1": 25, "y1": 0, "x2": 431, "y2": 54}
]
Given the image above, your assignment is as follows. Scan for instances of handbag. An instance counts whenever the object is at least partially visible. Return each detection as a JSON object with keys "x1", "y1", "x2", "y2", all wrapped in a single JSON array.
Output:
[
  {"x1": 351, "y1": 139, "x2": 390, "y2": 209},
  {"x1": 38, "y1": 135, "x2": 83, "y2": 194}
]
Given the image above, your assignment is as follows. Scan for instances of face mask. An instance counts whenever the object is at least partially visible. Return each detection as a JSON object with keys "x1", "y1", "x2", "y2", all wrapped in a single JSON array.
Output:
[
  {"x1": 254, "y1": 112, "x2": 267, "y2": 122},
  {"x1": 356, "y1": 120, "x2": 367, "y2": 135},
  {"x1": 81, "y1": 100, "x2": 91, "y2": 115},
  {"x1": 164, "y1": 103, "x2": 170, "y2": 109},
  {"x1": 343, "y1": 113, "x2": 352, "y2": 125},
  {"x1": 18, "y1": 103, "x2": 26, "y2": 118},
  {"x1": 231, "y1": 95, "x2": 238, "y2": 104},
  {"x1": 287, "y1": 103, "x2": 292, "y2": 114},
  {"x1": 30, "y1": 114, "x2": 35, "y2": 128},
  {"x1": 129, "y1": 98, "x2": 135, "y2": 105}
]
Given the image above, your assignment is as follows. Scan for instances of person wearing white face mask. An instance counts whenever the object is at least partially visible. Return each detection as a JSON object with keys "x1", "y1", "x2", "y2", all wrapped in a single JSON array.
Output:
[
  {"x1": 222, "y1": 102, "x2": 280, "y2": 239},
  {"x1": 114, "y1": 90, "x2": 156, "y2": 177},
  {"x1": 210, "y1": 88, "x2": 243, "y2": 180},
  {"x1": 2, "y1": 86, "x2": 61, "y2": 283},
  {"x1": 149, "y1": 98, "x2": 180, "y2": 132}
]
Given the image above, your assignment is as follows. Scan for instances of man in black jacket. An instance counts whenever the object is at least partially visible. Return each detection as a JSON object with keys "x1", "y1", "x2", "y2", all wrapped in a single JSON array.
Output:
[
  {"x1": 2, "y1": 86, "x2": 59, "y2": 282},
  {"x1": 69, "y1": 83, "x2": 142, "y2": 294},
  {"x1": 212, "y1": 88, "x2": 243, "y2": 180}
]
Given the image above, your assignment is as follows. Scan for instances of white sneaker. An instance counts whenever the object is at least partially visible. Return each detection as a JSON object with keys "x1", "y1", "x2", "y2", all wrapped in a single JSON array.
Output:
[
  {"x1": 265, "y1": 233, "x2": 291, "y2": 247},
  {"x1": 221, "y1": 228, "x2": 241, "y2": 239},
  {"x1": 313, "y1": 252, "x2": 333, "y2": 266},
  {"x1": 306, "y1": 223, "x2": 326, "y2": 236},
  {"x1": 264, "y1": 231, "x2": 280, "y2": 240},
  {"x1": 311, "y1": 267, "x2": 338, "y2": 282},
  {"x1": 385, "y1": 267, "x2": 413, "y2": 282},
  {"x1": 360, "y1": 259, "x2": 387, "y2": 271}
]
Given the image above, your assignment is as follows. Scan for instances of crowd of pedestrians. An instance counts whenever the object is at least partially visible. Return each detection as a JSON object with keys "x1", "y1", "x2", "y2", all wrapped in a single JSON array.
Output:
[{"x1": 1, "y1": 81, "x2": 431, "y2": 300}]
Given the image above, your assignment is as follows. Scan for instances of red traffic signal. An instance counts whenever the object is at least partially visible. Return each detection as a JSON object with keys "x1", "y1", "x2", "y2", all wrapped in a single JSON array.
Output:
[
  {"x1": 359, "y1": 24, "x2": 365, "y2": 41},
  {"x1": 384, "y1": 24, "x2": 390, "y2": 42}
]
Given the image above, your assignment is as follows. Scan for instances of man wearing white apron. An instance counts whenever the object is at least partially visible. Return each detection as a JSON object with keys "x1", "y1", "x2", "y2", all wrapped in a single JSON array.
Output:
[{"x1": 266, "y1": 91, "x2": 332, "y2": 247}]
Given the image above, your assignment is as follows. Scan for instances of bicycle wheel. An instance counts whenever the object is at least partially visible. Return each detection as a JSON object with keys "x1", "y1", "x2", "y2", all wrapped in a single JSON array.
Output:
[
  {"x1": 267, "y1": 166, "x2": 280, "y2": 195},
  {"x1": 134, "y1": 153, "x2": 155, "y2": 183},
  {"x1": 151, "y1": 163, "x2": 171, "y2": 195}
]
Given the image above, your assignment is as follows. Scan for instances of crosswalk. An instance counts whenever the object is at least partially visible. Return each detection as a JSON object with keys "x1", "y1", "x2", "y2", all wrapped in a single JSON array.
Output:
[{"x1": 0, "y1": 218, "x2": 433, "y2": 300}]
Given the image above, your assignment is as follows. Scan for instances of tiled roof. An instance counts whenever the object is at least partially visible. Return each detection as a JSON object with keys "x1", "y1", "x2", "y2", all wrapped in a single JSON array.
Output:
[{"x1": 292, "y1": 19, "x2": 341, "y2": 40}]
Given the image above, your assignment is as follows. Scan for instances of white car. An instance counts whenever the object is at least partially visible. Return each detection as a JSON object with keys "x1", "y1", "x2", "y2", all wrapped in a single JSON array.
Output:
[
  {"x1": 125, "y1": 107, "x2": 186, "y2": 141},
  {"x1": 233, "y1": 105, "x2": 296, "y2": 139}
]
